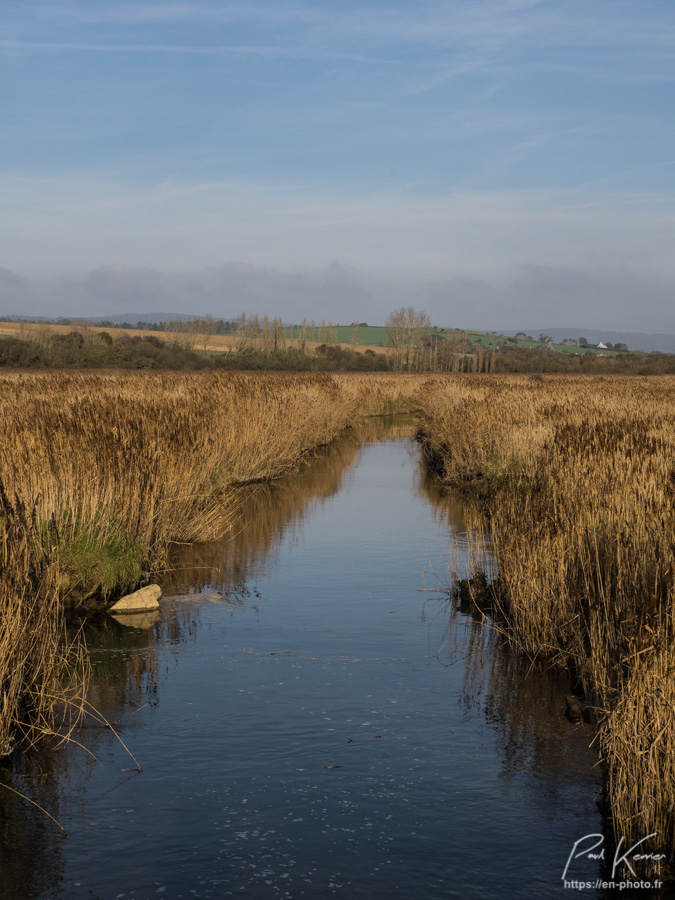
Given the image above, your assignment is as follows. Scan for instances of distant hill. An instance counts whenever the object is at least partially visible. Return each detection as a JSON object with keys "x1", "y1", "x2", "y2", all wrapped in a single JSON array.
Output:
[
  {"x1": 87, "y1": 312, "x2": 195, "y2": 325},
  {"x1": 514, "y1": 329, "x2": 675, "y2": 354},
  {"x1": 0, "y1": 312, "x2": 195, "y2": 325}
]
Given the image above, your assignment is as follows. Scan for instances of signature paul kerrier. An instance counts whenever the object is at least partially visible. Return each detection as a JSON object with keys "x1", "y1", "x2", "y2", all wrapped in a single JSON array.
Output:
[{"x1": 563, "y1": 832, "x2": 667, "y2": 881}]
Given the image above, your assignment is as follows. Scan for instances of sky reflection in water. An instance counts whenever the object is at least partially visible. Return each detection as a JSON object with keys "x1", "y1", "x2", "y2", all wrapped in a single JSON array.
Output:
[{"x1": 1, "y1": 420, "x2": 607, "y2": 899}]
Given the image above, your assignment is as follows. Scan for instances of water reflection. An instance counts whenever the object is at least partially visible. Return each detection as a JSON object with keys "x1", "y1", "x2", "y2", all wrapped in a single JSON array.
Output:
[
  {"x1": 0, "y1": 417, "x2": 622, "y2": 898},
  {"x1": 423, "y1": 468, "x2": 602, "y2": 833},
  {"x1": 79, "y1": 421, "x2": 411, "y2": 726},
  {"x1": 0, "y1": 753, "x2": 65, "y2": 900},
  {"x1": 0, "y1": 418, "x2": 414, "y2": 899},
  {"x1": 451, "y1": 610, "x2": 600, "y2": 795},
  {"x1": 164, "y1": 416, "x2": 416, "y2": 596}
]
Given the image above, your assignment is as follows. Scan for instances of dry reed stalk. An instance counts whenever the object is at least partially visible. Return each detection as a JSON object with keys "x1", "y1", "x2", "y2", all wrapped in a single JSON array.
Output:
[
  {"x1": 0, "y1": 373, "x2": 352, "y2": 594},
  {"x1": 0, "y1": 484, "x2": 88, "y2": 755}
]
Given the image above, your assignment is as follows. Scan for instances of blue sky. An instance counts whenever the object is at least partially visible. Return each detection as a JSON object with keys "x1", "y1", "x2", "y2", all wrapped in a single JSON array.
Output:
[{"x1": 2, "y1": 0, "x2": 675, "y2": 330}]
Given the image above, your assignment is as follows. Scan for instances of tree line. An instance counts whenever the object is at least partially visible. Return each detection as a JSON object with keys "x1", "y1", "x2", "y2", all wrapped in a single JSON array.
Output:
[{"x1": 3, "y1": 307, "x2": 674, "y2": 373}]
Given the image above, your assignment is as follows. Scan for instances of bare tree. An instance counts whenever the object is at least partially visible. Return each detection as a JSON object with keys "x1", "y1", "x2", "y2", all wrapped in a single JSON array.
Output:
[
  {"x1": 299, "y1": 318, "x2": 315, "y2": 355},
  {"x1": 260, "y1": 315, "x2": 274, "y2": 352},
  {"x1": 272, "y1": 317, "x2": 287, "y2": 352},
  {"x1": 235, "y1": 312, "x2": 261, "y2": 348},
  {"x1": 162, "y1": 315, "x2": 215, "y2": 351},
  {"x1": 165, "y1": 317, "x2": 193, "y2": 349},
  {"x1": 258, "y1": 316, "x2": 288, "y2": 353},
  {"x1": 385, "y1": 307, "x2": 406, "y2": 361},
  {"x1": 197, "y1": 315, "x2": 218, "y2": 353},
  {"x1": 385, "y1": 306, "x2": 431, "y2": 369},
  {"x1": 318, "y1": 321, "x2": 337, "y2": 344}
]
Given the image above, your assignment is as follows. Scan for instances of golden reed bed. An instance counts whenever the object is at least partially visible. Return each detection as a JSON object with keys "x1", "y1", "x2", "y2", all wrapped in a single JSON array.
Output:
[
  {"x1": 417, "y1": 373, "x2": 675, "y2": 853},
  {"x1": 3, "y1": 369, "x2": 673, "y2": 857},
  {"x1": 0, "y1": 371, "x2": 428, "y2": 753}
]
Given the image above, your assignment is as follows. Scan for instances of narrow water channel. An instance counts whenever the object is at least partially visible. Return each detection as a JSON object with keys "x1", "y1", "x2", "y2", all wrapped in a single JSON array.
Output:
[{"x1": 3, "y1": 418, "x2": 610, "y2": 899}]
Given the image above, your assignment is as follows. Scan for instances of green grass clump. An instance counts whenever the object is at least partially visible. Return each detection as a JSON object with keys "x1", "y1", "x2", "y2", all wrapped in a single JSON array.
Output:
[{"x1": 51, "y1": 516, "x2": 144, "y2": 602}]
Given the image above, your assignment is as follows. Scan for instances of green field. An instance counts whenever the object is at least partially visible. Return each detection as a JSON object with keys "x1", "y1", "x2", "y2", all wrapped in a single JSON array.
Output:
[
  {"x1": 285, "y1": 324, "x2": 613, "y2": 355},
  {"x1": 285, "y1": 325, "x2": 391, "y2": 345}
]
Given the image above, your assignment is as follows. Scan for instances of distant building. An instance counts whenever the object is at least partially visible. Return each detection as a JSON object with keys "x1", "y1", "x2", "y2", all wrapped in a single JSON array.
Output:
[{"x1": 596, "y1": 342, "x2": 608, "y2": 349}]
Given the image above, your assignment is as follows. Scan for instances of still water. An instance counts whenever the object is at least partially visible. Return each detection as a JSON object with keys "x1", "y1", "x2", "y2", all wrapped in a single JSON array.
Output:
[{"x1": 2, "y1": 419, "x2": 609, "y2": 899}]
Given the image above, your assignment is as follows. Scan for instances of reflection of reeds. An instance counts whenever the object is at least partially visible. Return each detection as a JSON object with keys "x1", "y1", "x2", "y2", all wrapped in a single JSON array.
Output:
[
  {"x1": 0, "y1": 372, "x2": 430, "y2": 755},
  {"x1": 442, "y1": 600, "x2": 600, "y2": 801},
  {"x1": 417, "y1": 374, "x2": 675, "y2": 852},
  {"x1": 165, "y1": 427, "x2": 361, "y2": 593},
  {"x1": 165, "y1": 416, "x2": 416, "y2": 593}
]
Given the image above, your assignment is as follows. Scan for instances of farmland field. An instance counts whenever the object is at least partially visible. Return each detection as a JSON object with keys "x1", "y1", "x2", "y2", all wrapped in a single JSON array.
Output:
[{"x1": 0, "y1": 320, "x2": 611, "y2": 356}]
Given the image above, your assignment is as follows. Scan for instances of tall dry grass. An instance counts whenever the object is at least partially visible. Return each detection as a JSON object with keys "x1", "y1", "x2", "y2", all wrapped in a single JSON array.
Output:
[
  {"x1": 0, "y1": 370, "x2": 427, "y2": 753},
  {"x1": 0, "y1": 372, "x2": 353, "y2": 598},
  {"x1": 0, "y1": 488, "x2": 88, "y2": 756},
  {"x1": 416, "y1": 374, "x2": 675, "y2": 850}
]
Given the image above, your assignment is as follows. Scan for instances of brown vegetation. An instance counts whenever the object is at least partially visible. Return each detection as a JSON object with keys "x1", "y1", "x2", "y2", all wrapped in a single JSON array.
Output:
[
  {"x1": 416, "y1": 374, "x2": 675, "y2": 851},
  {"x1": 0, "y1": 371, "x2": 427, "y2": 754},
  {"x1": 10, "y1": 366, "x2": 669, "y2": 853},
  {"x1": 0, "y1": 489, "x2": 88, "y2": 758}
]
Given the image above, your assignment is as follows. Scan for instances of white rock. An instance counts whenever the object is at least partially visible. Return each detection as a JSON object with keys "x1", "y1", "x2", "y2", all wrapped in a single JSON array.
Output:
[{"x1": 109, "y1": 584, "x2": 162, "y2": 614}]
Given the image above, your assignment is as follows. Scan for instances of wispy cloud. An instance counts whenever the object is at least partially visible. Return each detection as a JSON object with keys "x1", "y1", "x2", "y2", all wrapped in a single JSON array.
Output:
[
  {"x1": 0, "y1": 39, "x2": 394, "y2": 65},
  {"x1": 8, "y1": 1, "x2": 675, "y2": 54},
  {"x1": 4, "y1": 0, "x2": 674, "y2": 99}
]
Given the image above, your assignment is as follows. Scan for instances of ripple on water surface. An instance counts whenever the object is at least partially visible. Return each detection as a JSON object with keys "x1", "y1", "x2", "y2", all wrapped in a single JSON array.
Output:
[{"x1": 2, "y1": 423, "x2": 615, "y2": 900}]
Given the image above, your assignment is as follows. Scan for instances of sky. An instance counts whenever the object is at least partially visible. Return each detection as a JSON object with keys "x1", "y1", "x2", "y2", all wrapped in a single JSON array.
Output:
[{"x1": 2, "y1": 0, "x2": 675, "y2": 331}]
